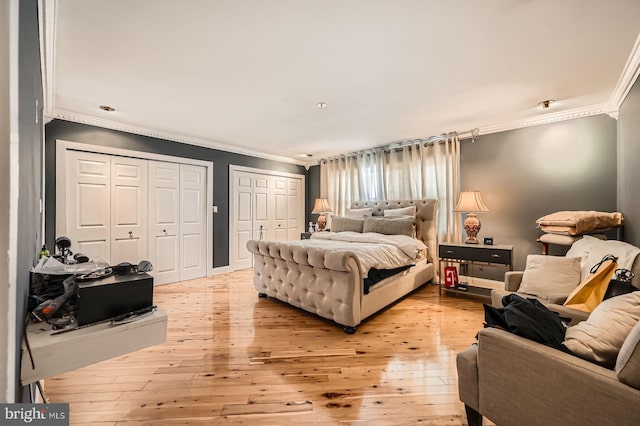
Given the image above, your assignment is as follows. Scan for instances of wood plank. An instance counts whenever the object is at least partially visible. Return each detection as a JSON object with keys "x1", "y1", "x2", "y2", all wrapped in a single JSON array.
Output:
[
  {"x1": 44, "y1": 270, "x2": 487, "y2": 425},
  {"x1": 220, "y1": 400, "x2": 313, "y2": 416}
]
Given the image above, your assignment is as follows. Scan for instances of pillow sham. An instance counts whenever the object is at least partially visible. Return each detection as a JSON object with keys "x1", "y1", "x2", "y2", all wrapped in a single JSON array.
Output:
[
  {"x1": 363, "y1": 216, "x2": 414, "y2": 237},
  {"x1": 564, "y1": 292, "x2": 640, "y2": 367},
  {"x1": 345, "y1": 208, "x2": 373, "y2": 219},
  {"x1": 330, "y1": 216, "x2": 364, "y2": 233},
  {"x1": 383, "y1": 205, "x2": 417, "y2": 218},
  {"x1": 517, "y1": 255, "x2": 581, "y2": 301}
]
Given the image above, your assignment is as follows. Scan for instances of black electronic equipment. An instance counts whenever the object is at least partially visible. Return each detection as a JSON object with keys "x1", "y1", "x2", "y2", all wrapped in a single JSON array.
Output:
[{"x1": 75, "y1": 272, "x2": 154, "y2": 326}]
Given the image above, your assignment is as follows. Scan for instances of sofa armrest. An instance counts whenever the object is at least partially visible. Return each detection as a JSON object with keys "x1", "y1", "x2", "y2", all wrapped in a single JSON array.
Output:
[
  {"x1": 456, "y1": 344, "x2": 479, "y2": 411},
  {"x1": 476, "y1": 328, "x2": 640, "y2": 426},
  {"x1": 504, "y1": 271, "x2": 523, "y2": 292}
]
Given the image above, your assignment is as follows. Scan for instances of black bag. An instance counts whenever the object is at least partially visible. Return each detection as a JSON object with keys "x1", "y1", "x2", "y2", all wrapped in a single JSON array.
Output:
[
  {"x1": 482, "y1": 294, "x2": 570, "y2": 352},
  {"x1": 604, "y1": 279, "x2": 639, "y2": 300}
]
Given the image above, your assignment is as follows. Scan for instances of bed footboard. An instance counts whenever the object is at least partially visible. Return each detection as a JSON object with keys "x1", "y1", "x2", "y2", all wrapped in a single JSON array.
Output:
[{"x1": 247, "y1": 240, "x2": 363, "y2": 328}]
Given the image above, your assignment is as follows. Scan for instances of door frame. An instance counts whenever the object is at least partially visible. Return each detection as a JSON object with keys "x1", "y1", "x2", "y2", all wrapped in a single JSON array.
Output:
[
  {"x1": 55, "y1": 139, "x2": 214, "y2": 278},
  {"x1": 228, "y1": 165, "x2": 305, "y2": 272}
]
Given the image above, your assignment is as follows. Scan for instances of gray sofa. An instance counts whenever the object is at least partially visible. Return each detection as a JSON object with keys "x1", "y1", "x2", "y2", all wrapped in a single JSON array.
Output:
[
  {"x1": 457, "y1": 324, "x2": 640, "y2": 426},
  {"x1": 491, "y1": 255, "x2": 640, "y2": 326}
]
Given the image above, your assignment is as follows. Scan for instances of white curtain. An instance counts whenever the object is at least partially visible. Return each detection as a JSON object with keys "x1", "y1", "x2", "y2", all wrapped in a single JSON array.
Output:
[{"x1": 321, "y1": 133, "x2": 462, "y2": 242}]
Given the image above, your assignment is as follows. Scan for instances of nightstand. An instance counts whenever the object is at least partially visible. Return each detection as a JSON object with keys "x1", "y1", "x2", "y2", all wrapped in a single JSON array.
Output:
[
  {"x1": 300, "y1": 232, "x2": 312, "y2": 239},
  {"x1": 439, "y1": 242, "x2": 513, "y2": 299}
]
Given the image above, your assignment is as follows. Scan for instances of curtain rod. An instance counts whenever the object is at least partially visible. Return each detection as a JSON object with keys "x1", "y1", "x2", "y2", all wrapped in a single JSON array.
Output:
[{"x1": 321, "y1": 127, "x2": 480, "y2": 163}]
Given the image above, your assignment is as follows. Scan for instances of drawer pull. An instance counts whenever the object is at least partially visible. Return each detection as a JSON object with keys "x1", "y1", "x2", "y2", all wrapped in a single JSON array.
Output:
[
  {"x1": 491, "y1": 254, "x2": 501, "y2": 258},
  {"x1": 445, "y1": 250, "x2": 454, "y2": 254}
]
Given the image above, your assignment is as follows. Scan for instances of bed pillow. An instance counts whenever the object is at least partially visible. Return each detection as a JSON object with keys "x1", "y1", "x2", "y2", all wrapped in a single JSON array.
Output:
[
  {"x1": 345, "y1": 208, "x2": 373, "y2": 219},
  {"x1": 517, "y1": 255, "x2": 582, "y2": 301},
  {"x1": 564, "y1": 292, "x2": 640, "y2": 367},
  {"x1": 330, "y1": 217, "x2": 364, "y2": 233},
  {"x1": 363, "y1": 216, "x2": 414, "y2": 237},
  {"x1": 383, "y1": 205, "x2": 417, "y2": 218}
]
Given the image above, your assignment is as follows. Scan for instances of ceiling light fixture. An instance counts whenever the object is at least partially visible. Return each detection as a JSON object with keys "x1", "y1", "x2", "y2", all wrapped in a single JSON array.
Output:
[
  {"x1": 99, "y1": 105, "x2": 115, "y2": 112},
  {"x1": 537, "y1": 100, "x2": 555, "y2": 109},
  {"x1": 316, "y1": 102, "x2": 327, "y2": 109}
]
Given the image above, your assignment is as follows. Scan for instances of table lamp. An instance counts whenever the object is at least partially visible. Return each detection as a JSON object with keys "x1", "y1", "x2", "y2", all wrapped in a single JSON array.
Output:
[
  {"x1": 454, "y1": 191, "x2": 490, "y2": 244},
  {"x1": 311, "y1": 198, "x2": 332, "y2": 231}
]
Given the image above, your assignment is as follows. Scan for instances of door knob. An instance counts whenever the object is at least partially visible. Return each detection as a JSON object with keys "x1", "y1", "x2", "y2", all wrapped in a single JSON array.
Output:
[
  {"x1": 163, "y1": 229, "x2": 167, "y2": 233},
  {"x1": 128, "y1": 231, "x2": 133, "y2": 239}
]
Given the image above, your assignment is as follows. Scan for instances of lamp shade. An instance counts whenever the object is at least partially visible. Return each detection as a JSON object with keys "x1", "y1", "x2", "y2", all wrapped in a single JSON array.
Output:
[
  {"x1": 454, "y1": 191, "x2": 490, "y2": 213},
  {"x1": 311, "y1": 198, "x2": 332, "y2": 214}
]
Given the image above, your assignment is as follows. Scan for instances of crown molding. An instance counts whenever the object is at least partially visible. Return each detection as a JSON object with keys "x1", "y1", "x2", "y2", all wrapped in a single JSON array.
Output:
[
  {"x1": 38, "y1": 0, "x2": 57, "y2": 121},
  {"x1": 478, "y1": 103, "x2": 612, "y2": 137},
  {"x1": 608, "y1": 32, "x2": 640, "y2": 111},
  {"x1": 52, "y1": 110, "x2": 307, "y2": 167}
]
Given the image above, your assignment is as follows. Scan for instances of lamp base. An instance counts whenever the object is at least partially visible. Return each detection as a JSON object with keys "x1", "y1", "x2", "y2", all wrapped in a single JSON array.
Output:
[
  {"x1": 463, "y1": 213, "x2": 481, "y2": 244},
  {"x1": 317, "y1": 214, "x2": 327, "y2": 231}
]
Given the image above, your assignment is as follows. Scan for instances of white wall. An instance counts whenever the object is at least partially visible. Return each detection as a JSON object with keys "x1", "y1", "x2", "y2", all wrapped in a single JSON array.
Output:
[{"x1": 1, "y1": 0, "x2": 20, "y2": 403}]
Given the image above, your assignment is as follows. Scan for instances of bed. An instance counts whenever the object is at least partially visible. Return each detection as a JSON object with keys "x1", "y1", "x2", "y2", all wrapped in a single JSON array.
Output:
[{"x1": 246, "y1": 199, "x2": 438, "y2": 333}]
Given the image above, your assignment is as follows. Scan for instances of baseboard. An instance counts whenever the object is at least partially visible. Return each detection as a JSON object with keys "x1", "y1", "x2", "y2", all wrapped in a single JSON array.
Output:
[{"x1": 212, "y1": 266, "x2": 231, "y2": 276}]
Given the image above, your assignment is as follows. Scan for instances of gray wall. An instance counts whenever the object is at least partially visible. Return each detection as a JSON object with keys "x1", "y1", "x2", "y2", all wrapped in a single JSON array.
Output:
[
  {"x1": 17, "y1": 0, "x2": 44, "y2": 401},
  {"x1": 461, "y1": 114, "x2": 618, "y2": 271},
  {"x1": 44, "y1": 120, "x2": 308, "y2": 268},
  {"x1": 618, "y1": 76, "x2": 640, "y2": 247}
]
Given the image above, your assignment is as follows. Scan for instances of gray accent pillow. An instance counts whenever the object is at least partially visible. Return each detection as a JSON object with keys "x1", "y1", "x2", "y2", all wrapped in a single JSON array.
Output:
[
  {"x1": 616, "y1": 321, "x2": 640, "y2": 389},
  {"x1": 363, "y1": 216, "x2": 415, "y2": 237},
  {"x1": 330, "y1": 216, "x2": 364, "y2": 233}
]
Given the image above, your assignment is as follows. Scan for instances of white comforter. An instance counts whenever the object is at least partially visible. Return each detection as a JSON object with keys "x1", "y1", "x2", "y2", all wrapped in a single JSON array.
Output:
[{"x1": 287, "y1": 232, "x2": 427, "y2": 277}]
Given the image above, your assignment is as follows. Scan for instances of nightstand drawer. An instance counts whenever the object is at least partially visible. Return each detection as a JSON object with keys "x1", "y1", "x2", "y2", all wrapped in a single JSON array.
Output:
[{"x1": 440, "y1": 244, "x2": 512, "y2": 266}]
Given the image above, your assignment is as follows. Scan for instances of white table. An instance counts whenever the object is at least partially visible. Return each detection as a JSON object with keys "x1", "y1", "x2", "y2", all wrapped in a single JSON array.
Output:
[{"x1": 21, "y1": 308, "x2": 168, "y2": 385}]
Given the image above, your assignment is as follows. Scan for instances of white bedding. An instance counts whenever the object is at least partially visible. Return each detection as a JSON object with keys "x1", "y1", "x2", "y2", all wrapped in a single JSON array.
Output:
[{"x1": 284, "y1": 231, "x2": 427, "y2": 277}]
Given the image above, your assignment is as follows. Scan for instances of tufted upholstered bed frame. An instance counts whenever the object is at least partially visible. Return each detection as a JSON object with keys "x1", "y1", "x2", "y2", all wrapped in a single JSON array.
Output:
[{"x1": 246, "y1": 199, "x2": 438, "y2": 333}]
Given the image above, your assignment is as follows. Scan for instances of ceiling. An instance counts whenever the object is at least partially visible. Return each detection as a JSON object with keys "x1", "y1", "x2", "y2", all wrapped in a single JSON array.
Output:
[{"x1": 47, "y1": 0, "x2": 640, "y2": 165}]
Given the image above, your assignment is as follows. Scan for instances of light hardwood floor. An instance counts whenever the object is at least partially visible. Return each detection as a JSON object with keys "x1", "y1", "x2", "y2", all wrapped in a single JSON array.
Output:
[{"x1": 46, "y1": 269, "x2": 490, "y2": 425}]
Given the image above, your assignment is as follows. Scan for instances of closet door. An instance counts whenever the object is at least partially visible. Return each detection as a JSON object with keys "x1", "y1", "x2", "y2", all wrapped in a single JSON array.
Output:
[
  {"x1": 287, "y1": 178, "x2": 302, "y2": 241},
  {"x1": 271, "y1": 176, "x2": 288, "y2": 241},
  {"x1": 232, "y1": 173, "x2": 254, "y2": 270},
  {"x1": 148, "y1": 161, "x2": 180, "y2": 285},
  {"x1": 179, "y1": 164, "x2": 207, "y2": 281},
  {"x1": 65, "y1": 150, "x2": 111, "y2": 263},
  {"x1": 253, "y1": 175, "x2": 269, "y2": 241},
  {"x1": 110, "y1": 157, "x2": 148, "y2": 265}
]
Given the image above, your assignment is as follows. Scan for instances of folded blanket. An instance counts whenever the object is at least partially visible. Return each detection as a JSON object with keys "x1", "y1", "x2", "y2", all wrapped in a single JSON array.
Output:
[{"x1": 537, "y1": 211, "x2": 623, "y2": 236}]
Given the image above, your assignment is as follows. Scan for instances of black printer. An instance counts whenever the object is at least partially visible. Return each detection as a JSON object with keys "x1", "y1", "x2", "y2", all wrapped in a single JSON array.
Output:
[{"x1": 75, "y1": 272, "x2": 153, "y2": 326}]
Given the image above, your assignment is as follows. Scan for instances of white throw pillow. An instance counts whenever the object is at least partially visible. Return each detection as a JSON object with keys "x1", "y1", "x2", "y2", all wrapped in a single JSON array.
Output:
[
  {"x1": 517, "y1": 255, "x2": 581, "y2": 301},
  {"x1": 564, "y1": 292, "x2": 640, "y2": 367},
  {"x1": 383, "y1": 205, "x2": 417, "y2": 218},
  {"x1": 566, "y1": 235, "x2": 640, "y2": 281},
  {"x1": 344, "y1": 208, "x2": 373, "y2": 219}
]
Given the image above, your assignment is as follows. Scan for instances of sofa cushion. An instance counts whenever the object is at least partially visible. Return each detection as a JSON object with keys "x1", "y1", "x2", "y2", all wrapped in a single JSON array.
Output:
[
  {"x1": 616, "y1": 321, "x2": 640, "y2": 389},
  {"x1": 330, "y1": 217, "x2": 364, "y2": 233},
  {"x1": 517, "y1": 255, "x2": 581, "y2": 301},
  {"x1": 564, "y1": 292, "x2": 640, "y2": 367}
]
